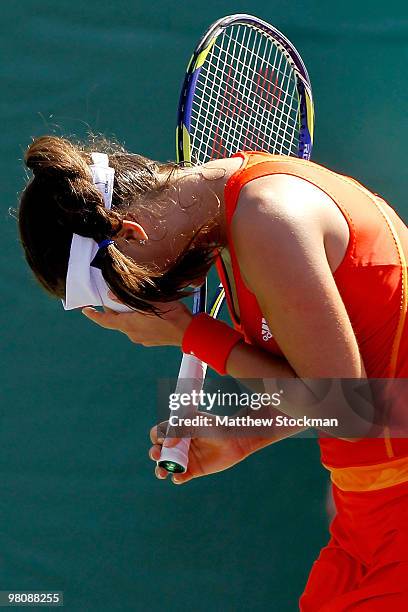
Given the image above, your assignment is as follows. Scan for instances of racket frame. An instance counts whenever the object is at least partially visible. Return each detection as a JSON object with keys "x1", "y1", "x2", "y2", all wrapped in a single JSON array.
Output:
[{"x1": 176, "y1": 13, "x2": 314, "y2": 165}]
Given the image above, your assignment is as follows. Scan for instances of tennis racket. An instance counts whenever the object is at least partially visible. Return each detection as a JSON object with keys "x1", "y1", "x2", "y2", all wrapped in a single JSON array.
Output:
[{"x1": 158, "y1": 13, "x2": 314, "y2": 473}]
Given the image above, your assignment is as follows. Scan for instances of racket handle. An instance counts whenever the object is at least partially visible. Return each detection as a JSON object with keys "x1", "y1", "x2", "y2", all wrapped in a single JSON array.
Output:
[
  {"x1": 158, "y1": 353, "x2": 206, "y2": 474},
  {"x1": 158, "y1": 438, "x2": 191, "y2": 473}
]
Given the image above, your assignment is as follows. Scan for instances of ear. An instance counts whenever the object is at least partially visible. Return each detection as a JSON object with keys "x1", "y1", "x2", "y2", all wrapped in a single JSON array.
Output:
[{"x1": 120, "y1": 220, "x2": 149, "y2": 241}]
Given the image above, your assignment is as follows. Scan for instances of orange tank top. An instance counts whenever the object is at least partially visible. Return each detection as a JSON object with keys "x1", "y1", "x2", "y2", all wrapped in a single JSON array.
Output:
[{"x1": 216, "y1": 152, "x2": 408, "y2": 484}]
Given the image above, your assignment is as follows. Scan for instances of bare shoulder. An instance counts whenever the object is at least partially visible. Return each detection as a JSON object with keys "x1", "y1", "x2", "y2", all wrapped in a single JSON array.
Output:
[
  {"x1": 231, "y1": 173, "x2": 350, "y2": 278},
  {"x1": 231, "y1": 174, "x2": 325, "y2": 243},
  {"x1": 238, "y1": 173, "x2": 334, "y2": 218}
]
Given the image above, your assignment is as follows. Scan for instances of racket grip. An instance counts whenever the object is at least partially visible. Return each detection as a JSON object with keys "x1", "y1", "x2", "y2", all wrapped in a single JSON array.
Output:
[
  {"x1": 157, "y1": 353, "x2": 206, "y2": 474},
  {"x1": 158, "y1": 438, "x2": 191, "y2": 474}
]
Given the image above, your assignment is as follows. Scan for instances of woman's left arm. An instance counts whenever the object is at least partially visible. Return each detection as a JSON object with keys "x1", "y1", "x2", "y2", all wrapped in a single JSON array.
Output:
[
  {"x1": 228, "y1": 180, "x2": 366, "y2": 380},
  {"x1": 222, "y1": 182, "x2": 372, "y2": 438}
]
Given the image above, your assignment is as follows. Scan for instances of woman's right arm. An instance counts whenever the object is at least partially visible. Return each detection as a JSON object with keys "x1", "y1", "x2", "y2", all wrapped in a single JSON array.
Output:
[{"x1": 149, "y1": 407, "x2": 307, "y2": 484}]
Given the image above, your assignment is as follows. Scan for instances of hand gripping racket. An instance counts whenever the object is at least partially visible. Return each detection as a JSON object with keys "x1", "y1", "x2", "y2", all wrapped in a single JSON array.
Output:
[{"x1": 158, "y1": 13, "x2": 314, "y2": 473}]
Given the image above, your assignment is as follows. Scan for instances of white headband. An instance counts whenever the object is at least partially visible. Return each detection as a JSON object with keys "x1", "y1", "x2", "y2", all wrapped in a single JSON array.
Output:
[{"x1": 62, "y1": 152, "x2": 132, "y2": 312}]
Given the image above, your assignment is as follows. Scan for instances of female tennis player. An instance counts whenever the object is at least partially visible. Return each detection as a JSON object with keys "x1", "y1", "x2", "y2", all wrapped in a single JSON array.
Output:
[{"x1": 19, "y1": 135, "x2": 408, "y2": 610}]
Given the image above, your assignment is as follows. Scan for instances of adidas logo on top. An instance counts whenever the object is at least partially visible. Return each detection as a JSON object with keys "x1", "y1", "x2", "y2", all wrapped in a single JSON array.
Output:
[{"x1": 261, "y1": 318, "x2": 273, "y2": 341}]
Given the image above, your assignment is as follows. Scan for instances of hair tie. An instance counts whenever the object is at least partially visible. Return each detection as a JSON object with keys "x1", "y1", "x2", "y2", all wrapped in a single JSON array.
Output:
[
  {"x1": 97, "y1": 239, "x2": 114, "y2": 250},
  {"x1": 90, "y1": 239, "x2": 115, "y2": 270}
]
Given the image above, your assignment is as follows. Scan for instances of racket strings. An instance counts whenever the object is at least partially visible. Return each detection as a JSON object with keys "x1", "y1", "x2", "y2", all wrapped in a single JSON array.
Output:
[
  {"x1": 193, "y1": 74, "x2": 299, "y2": 151},
  {"x1": 226, "y1": 25, "x2": 299, "y2": 151},
  {"x1": 190, "y1": 24, "x2": 300, "y2": 164},
  {"x1": 215, "y1": 35, "x2": 292, "y2": 93},
  {"x1": 194, "y1": 66, "x2": 297, "y2": 129},
  {"x1": 220, "y1": 27, "x2": 298, "y2": 154}
]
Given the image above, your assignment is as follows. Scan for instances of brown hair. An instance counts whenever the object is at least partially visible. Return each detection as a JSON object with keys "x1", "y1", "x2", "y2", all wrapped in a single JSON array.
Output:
[{"x1": 18, "y1": 135, "x2": 220, "y2": 314}]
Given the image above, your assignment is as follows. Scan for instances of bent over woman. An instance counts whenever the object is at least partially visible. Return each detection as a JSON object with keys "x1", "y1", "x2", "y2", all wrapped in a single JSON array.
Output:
[{"x1": 19, "y1": 136, "x2": 408, "y2": 610}]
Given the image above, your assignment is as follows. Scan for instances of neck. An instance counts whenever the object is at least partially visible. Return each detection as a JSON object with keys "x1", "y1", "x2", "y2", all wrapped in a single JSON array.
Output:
[
  {"x1": 116, "y1": 157, "x2": 243, "y2": 273},
  {"x1": 174, "y1": 156, "x2": 243, "y2": 249}
]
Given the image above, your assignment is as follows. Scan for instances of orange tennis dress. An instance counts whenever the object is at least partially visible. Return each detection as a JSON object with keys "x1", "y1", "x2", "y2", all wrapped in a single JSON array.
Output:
[{"x1": 216, "y1": 152, "x2": 408, "y2": 611}]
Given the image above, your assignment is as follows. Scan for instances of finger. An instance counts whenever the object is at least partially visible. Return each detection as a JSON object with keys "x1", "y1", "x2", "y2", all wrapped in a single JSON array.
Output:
[
  {"x1": 82, "y1": 307, "x2": 119, "y2": 329},
  {"x1": 150, "y1": 423, "x2": 167, "y2": 445},
  {"x1": 149, "y1": 445, "x2": 161, "y2": 461},
  {"x1": 155, "y1": 465, "x2": 168, "y2": 480},
  {"x1": 172, "y1": 471, "x2": 194, "y2": 485},
  {"x1": 162, "y1": 435, "x2": 182, "y2": 449}
]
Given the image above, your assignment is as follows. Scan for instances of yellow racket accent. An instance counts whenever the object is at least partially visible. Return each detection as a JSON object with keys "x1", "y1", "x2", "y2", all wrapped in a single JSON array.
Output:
[
  {"x1": 305, "y1": 89, "x2": 314, "y2": 143},
  {"x1": 182, "y1": 124, "x2": 192, "y2": 162},
  {"x1": 209, "y1": 287, "x2": 226, "y2": 318},
  {"x1": 185, "y1": 53, "x2": 195, "y2": 73},
  {"x1": 176, "y1": 124, "x2": 192, "y2": 164},
  {"x1": 194, "y1": 37, "x2": 217, "y2": 70}
]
